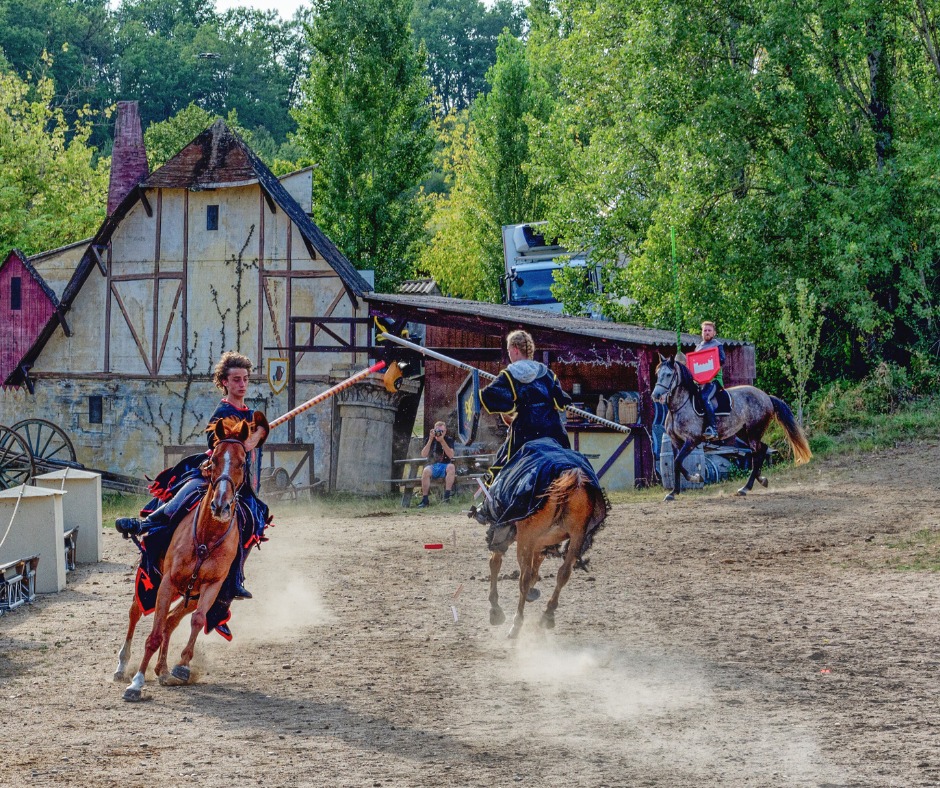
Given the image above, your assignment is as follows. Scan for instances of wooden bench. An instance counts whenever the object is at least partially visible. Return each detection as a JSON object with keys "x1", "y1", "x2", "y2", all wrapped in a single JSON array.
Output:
[
  {"x1": 386, "y1": 455, "x2": 493, "y2": 508},
  {"x1": 0, "y1": 555, "x2": 39, "y2": 612}
]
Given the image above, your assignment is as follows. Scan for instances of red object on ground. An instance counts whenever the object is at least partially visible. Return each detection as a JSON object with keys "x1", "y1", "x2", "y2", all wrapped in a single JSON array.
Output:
[{"x1": 424, "y1": 543, "x2": 444, "y2": 550}]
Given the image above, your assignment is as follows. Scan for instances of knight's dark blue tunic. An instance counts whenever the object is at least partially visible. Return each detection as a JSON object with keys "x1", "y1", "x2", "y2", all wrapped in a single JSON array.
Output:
[
  {"x1": 142, "y1": 400, "x2": 270, "y2": 545},
  {"x1": 479, "y1": 360, "x2": 572, "y2": 482}
]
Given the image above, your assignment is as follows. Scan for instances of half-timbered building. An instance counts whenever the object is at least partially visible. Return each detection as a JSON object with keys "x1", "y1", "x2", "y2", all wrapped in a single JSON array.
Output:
[{"x1": 0, "y1": 102, "x2": 374, "y2": 487}]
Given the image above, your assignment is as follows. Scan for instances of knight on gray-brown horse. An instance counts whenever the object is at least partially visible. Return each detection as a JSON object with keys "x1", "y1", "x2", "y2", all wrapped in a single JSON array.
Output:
[{"x1": 652, "y1": 324, "x2": 811, "y2": 501}]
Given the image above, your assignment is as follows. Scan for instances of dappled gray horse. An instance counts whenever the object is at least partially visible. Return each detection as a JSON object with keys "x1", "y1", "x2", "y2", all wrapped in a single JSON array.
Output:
[{"x1": 652, "y1": 355, "x2": 811, "y2": 501}]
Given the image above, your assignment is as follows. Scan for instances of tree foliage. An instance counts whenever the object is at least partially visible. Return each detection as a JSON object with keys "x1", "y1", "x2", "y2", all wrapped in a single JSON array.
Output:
[
  {"x1": 420, "y1": 26, "x2": 552, "y2": 300},
  {"x1": 0, "y1": 62, "x2": 108, "y2": 255},
  {"x1": 295, "y1": 0, "x2": 434, "y2": 292},
  {"x1": 410, "y1": 0, "x2": 524, "y2": 116},
  {"x1": 523, "y1": 0, "x2": 940, "y2": 392},
  {"x1": 779, "y1": 279, "x2": 824, "y2": 424}
]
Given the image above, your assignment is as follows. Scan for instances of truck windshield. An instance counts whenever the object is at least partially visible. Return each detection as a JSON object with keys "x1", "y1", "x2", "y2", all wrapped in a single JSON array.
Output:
[{"x1": 509, "y1": 268, "x2": 560, "y2": 304}]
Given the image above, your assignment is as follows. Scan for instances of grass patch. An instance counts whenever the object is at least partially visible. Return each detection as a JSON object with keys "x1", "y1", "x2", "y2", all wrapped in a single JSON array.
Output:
[
  {"x1": 884, "y1": 528, "x2": 940, "y2": 571},
  {"x1": 102, "y1": 492, "x2": 150, "y2": 531}
]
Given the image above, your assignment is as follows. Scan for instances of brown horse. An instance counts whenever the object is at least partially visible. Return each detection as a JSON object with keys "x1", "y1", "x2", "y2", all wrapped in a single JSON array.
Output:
[
  {"x1": 652, "y1": 355, "x2": 811, "y2": 501},
  {"x1": 118, "y1": 416, "x2": 258, "y2": 701},
  {"x1": 488, "y1": 468, "x2": 608, "y2": 638}
]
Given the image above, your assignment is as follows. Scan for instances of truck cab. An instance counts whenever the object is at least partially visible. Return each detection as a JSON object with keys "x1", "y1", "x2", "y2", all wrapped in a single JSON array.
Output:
[{"x1": 501, "y1": 222, "x2": 598, "y2": 312}]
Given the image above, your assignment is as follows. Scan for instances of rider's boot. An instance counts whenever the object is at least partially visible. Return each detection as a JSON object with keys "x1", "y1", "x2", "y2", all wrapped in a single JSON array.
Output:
[
  {"x1": 233, "y1": 545, "x2": 252, "y2": 600},
  {"x1": 115, "y1": 477, "x2": 203, "y2": 538},
  {"x1": 115, "y1": 507, "x2": 170, "y2": 539}
]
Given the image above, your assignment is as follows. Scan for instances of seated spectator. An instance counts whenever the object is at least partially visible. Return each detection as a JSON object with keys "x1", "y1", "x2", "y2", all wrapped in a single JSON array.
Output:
[{"x1": 417, "y1": 421, "x2": 456, "y2": 508}]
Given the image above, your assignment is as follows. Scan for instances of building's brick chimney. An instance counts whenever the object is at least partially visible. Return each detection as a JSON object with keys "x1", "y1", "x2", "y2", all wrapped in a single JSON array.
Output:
[{"x1": 107, "y1": 101, "x2": 149, "y2": 216}]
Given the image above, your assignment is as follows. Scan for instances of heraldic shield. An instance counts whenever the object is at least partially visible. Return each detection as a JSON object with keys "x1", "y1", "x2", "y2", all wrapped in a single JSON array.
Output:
[
  {"x1": 267, "y1": 358, "x2": 289, "y2": 394},
  {"x1": 686, "y1": 347, "x2": 720, "y2": 385},
  {"x1": 456, "y1": 370, "x2": 481, "y2": 445}
]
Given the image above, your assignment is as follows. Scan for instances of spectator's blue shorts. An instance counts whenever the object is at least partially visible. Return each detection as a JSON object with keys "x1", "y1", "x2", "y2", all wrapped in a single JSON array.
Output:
[{"x1": 429, "y1": 462, "x2": 450, "y2": 479}]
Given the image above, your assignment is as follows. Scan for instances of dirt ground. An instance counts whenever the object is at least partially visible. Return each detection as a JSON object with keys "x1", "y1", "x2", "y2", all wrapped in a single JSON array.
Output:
[{"x1": 2, "y1": 443, "x2": 940, "y2": 788}]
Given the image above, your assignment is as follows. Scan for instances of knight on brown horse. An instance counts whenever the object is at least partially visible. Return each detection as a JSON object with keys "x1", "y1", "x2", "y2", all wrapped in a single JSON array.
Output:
[
  {"x1": 652, "y1": 355, "x2": 811, "y2": 501},
  {"x1": 119, "y1": 416, "x2": 263, "y2": 701}
]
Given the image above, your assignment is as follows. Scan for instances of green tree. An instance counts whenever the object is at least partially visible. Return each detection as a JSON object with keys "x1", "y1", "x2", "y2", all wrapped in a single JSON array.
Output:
[
  {"x1": 295, "y1": 0, "x2": 434, "y2": 291},
  {"x1": 0, "y1": 63, "x2": 109, "y2": 255},
  {"x1": 0, "y1": 0, "x2": 115, "y2": 146},
  {"x1": 778, "y1": 279, "x2": 824, "y2": 425},
  {"x1": 410, "y1": 0, "x2": 524, "y2": 116},
  {"x1": 420, "y1": 27, "x2": 550, "y2": 301},
  {"x1": 525, "y1": 0, "x2": 940, "y2": 388}
]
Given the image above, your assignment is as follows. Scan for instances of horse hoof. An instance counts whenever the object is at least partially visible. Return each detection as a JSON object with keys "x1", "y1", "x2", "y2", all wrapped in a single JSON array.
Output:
[
  {"x1": 489, "y1": 608, "x2": 506, "y2": 626},
  {"x1": 112, "y1": 670, "x2": 126, "y2": 683},
  {"x1": 663, "y1": 493, "x2": 675, "y2": 502},
  {"x1": 170, "y1": 665, "x2": 191, "y2": 684},
  {"x1": 758, "y1": 476, "x2": 768, "y2": 488},
  {"x1": 736, "y1": 488, "x2": 747, "y2": 497},
  {"x1": 507, "y1": 625, "x2": 521, "y2": 640},
  {"x1": 526, "y1": 587, "x2": 541, "y2": 602},
  {"x1": 541, "y1": 613, "x2": 555, "y2": 630},
  {"x1": 122, "y1": 688, "x2": 144, "y2": 702}
]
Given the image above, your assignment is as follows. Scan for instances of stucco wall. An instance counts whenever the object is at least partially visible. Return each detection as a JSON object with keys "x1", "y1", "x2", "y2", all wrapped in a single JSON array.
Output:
[{"x1": 0, "y1": 376, "x2": 336, "y2": 486}]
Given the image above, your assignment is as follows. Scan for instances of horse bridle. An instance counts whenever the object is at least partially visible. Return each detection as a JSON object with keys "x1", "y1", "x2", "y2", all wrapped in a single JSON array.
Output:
[
  {"x1": 207, "y1": 437, "x2": 247, "y2": 491},
  {"x1": 184, "y1": 437, "x2": 246, "y2": 604},
  {"x1": 652, "y1": 362, "x2": 680, "y2": 404}
]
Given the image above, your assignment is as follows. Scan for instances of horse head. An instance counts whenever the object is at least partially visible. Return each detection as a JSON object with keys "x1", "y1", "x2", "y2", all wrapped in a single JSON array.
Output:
[
  {"x1": 208, "y1": 418, "x2": 250, "y2": 520},
  {"x1": 652, "y1": 353, "x2": 680, "y2": 404}
]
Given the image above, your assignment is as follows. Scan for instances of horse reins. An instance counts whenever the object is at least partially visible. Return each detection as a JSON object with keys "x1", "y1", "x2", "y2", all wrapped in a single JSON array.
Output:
[{"x1": 184, "y1": 438, "x2": 245, "y2": 605}]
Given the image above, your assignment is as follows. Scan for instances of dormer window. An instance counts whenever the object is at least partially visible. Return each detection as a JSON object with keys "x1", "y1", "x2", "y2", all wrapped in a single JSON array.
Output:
[
  {"x1": 10, "y1": 276, "x2": 21, "y2": 310},
  {"x1": 207, "y1": 205, "x2": 219, "y2": 231}
]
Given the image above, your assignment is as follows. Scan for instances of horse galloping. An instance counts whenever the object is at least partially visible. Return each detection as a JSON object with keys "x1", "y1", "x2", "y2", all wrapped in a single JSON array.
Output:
[
  {"x1": 118, "y1": 415, "x2": 260, "y2": 701},
  {"x1": 652, "y1": 355, "x2": 811, "y2": 501},
  {"x1": 488, "y1": 465, "x2": 608, "y2": 639}
]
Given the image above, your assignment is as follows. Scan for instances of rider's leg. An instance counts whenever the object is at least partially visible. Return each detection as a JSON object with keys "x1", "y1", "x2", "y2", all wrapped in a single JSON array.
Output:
[
  {"x1": 116, "y1": 477, "x2": 205, "y2": 538},
  {"x1": 701, "y1": 382, "x2": 718, "y2": 438}
]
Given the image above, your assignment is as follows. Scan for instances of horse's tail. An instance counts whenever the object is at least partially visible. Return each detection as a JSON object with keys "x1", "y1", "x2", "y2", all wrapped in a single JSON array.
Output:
[
  {"x1": 770, "y1": 396, "x2": 812, "y2": 465},
  {"x1": 545, "y1": 469, "x2": 609, "y2": 559}
]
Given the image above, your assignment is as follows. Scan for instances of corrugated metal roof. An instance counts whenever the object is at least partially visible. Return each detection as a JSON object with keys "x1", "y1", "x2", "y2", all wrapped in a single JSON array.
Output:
[
  {"x1": 364, "y1": 293, "x2": 749, "y2": 348},
  {"x1": 397, "y1": 278, "x2": 440, "y2": 296}
]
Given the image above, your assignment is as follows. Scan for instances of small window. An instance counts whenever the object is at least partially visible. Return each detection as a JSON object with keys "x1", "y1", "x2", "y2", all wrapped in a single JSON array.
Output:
[
  {"x1": 89, "y1": 395, "x2": 103, "y2": 424},
  {"x1": 11, "y1": 276, "x2": 21, "y2": 310},
  {"x1": 206, "y1": 205, "x2": 219, "y2": 231}
]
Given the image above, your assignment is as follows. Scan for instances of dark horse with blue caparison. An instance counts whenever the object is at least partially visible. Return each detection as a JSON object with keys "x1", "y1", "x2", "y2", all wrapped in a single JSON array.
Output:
[{"x1": 652, "y1": 355, "x2": 811, "y2": 501}]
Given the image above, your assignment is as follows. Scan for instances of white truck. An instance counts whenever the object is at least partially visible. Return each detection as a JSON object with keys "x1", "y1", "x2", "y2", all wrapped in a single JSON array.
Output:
[{"x1": 501, "y1": 222, "x2": 601, "y2": 313}]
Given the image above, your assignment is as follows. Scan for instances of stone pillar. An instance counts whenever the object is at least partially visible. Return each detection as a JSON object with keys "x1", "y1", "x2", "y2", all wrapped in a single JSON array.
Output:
[
  {"x1": 331, "y1": 364, "x2": 419, "y2": 495},
  {"x1": 35, "y1": 469, "x2": 103, "y2": 563}
]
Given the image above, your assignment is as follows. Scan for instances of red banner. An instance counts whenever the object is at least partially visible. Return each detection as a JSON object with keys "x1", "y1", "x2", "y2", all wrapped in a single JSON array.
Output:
[{"x1": 687, "y1": 347, "x2": 720, "y2": 385}]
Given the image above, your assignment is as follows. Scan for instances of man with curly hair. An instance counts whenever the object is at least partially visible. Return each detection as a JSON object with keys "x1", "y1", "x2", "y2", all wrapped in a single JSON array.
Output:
[{"x1": 116, "y1": 351, "x2": 269, "y2": 604}]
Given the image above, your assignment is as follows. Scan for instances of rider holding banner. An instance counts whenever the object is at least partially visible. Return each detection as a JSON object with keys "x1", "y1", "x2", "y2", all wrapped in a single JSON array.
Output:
[
  {"x1": 695, "y1": 321, "x2": 725, "y2": 439},
  {"x1": 479, "y1": 330, "x2": 572, "y2": 484}
]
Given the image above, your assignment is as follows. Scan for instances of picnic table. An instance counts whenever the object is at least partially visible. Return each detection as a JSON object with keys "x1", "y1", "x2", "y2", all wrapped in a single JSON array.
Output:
[{"x1": 386, "y1": 454, "x2": 494, "y2": 507}]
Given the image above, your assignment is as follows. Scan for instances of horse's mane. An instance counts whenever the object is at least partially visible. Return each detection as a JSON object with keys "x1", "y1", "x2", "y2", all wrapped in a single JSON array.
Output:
[
  {"x1": 206, "y1": 416, "x2": 251, "y2": 440},
  {"x1": 667, "y1": 358, "x2": 699, "y2": 396}
]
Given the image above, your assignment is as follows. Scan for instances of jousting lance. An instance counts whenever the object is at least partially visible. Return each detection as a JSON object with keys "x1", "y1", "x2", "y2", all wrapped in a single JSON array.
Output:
[
  {"x1": 268, "y1": 361, "x2": 386, "y2": 430},
  {"x1": 377, "y1": 333, "x2": 630, "y2": 435}
]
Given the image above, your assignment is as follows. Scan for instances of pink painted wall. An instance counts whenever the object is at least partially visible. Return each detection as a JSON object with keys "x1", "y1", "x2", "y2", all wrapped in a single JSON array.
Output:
[{"x1": 0, "y1": 251, "x2": 56, "y2": 384}]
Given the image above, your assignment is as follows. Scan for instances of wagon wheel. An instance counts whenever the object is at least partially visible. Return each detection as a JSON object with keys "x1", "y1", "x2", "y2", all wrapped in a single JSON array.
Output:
[
  {"x1": 0, "y1": 425, "x2": 36, "y2": 489},
  {"x1": 11, "y1": 418, "x2": 77, "y2": 470}
]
